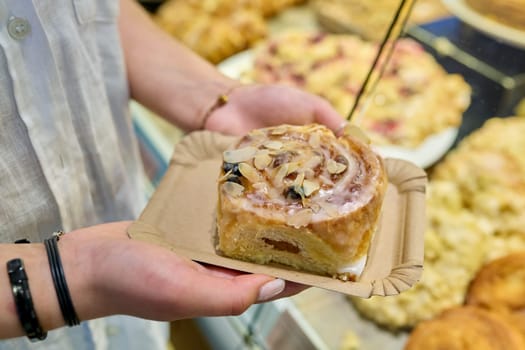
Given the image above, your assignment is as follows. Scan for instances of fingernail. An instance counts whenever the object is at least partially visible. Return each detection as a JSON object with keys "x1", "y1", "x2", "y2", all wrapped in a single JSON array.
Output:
[
  {"x1": 257, "y1": 279, "x2": 285, "y2": 302},
  {"x1": 335, "y1": 121, "x2": 348, "y2": 136}
]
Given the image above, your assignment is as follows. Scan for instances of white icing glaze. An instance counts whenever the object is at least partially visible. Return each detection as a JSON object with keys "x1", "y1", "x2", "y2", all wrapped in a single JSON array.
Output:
[
  {"x1": 337, "y1": 254, "x2": 367, "y2": 276},
  {"x1": 221, "y1": 124, "x2": 383, "y2": 225}
]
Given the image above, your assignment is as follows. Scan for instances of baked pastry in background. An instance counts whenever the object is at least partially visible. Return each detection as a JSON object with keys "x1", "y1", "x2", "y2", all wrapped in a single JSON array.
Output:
[
  {"x1": 155, "y1": 0, "x2": 306, "y2": 64},
  {"x1": 259, "y1": 0, "x2": 307, "y2": 17},
  {"x1": 216, "y1": 124, "x2": 387, "y2": 280},
  {"x1": 350, "y1": 116, "x2": 525, "y2": 329},
  {"x1": 404, "y1": 306, "x2": 525, "y2": 350},
  {"x1": 466, "y1": 252, "x2": 525, "y2": 337},
  {"x1": 313, "y1": 0, "x2": 450, "y2": 42},
  {"x1": 351, "y1": 182, "x2": 488, "y2": 329},
  {"x1": 465, "y1": 0, "x2": 525, "y2": 31},
  {"x1": 433, "y1": 116, "x2": 525, "y2": 260},
  {"x1": 248, "y1": 31, "x2": 470, "y2": 147},
  {"x1": 156, "y1": 1, "x2": 267, "y2": 63}
]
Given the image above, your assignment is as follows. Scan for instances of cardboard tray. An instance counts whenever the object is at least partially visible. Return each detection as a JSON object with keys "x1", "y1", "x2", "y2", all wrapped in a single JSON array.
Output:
[{"x1": 128, "y1": 131, "x2": 427, "y2": 298}]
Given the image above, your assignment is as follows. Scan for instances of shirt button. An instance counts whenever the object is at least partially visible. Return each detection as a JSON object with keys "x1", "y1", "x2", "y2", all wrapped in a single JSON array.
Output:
[{"x1": 7, "y1": 17, "x2": 31, "y2": 40}]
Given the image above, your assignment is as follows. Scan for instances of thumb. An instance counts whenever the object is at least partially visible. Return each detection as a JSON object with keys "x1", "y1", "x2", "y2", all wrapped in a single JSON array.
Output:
[
  {"x1": 188, "y1": 274, "x2": 285, "y2": 317},
  {"x1": 313, "y1": 97, "x2": 346, "y2": 133}
]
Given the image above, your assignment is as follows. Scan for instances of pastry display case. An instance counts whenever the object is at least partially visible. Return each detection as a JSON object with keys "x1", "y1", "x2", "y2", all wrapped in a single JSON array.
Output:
[{"x1": 134, "y1": 1, "x2": 525, "y2": 349}]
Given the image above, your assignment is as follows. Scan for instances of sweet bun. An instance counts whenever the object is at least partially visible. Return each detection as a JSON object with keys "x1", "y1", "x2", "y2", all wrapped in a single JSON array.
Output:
[
  {"x1": 216, "y1": 123, "x2": 387, "y2": 280},
  {"x1": 405, "y1": 306, "x2": 525, "y2": 350},
  {"x1": 466, "y1": 252, "x2": 525, "y2": 336}
]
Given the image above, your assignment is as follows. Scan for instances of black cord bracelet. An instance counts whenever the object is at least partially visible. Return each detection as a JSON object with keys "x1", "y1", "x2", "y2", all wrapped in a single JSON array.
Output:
[
  {"x1": 6, "y1": 258, "x2": 47, "y2": 341},
  {"x1": 44, "y1": 232, "x2": 80, "y2": 327}
]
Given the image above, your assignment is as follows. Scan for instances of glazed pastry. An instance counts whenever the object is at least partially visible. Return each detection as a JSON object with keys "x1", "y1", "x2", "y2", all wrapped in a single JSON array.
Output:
[
  {"x1": 405, "y1": 306, "x2": 525, "y2": 350},
  {"x1": 466, "y1": 252, "x2": 525, "y2": 336},
  {"x1": 247, "y1": 32, "x2": 470, "y2": 147},
  {"x1": 216, "y1": 124, "x2": 387, "y2": 280}
]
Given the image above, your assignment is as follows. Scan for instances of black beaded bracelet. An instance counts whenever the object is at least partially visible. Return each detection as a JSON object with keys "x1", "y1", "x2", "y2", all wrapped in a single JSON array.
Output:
[
  {"x1": 44, "y1": 232, "x2": 80, "y2": 327},
  {"x1": 6, "y1": 258, "x2": 47, "y2": 341}
]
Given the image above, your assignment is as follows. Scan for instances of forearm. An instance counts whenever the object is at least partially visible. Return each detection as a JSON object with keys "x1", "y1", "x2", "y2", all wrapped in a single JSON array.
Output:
[
  {"x1": 118, "y1": 0, "x2": 239, "y2": 132},
  {"x1": 0, "y1": 224, "x2": 123, "y2": 339},
  {"x1": 1, "y1": 219, "x2": 294, "y2": 340}
]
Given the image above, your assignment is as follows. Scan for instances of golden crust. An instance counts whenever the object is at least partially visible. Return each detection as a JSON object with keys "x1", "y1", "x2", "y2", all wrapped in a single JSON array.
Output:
[
  {"x1": 466, "y1": 252, "x2": 525, "y2": 337},
  {"x1": 216, "y1": 124, "x2": 387, "y2": 279},
  {"x1": 155, "y1": 1, "x2": 267, "y2": 63},
  {"x1": 405, "y1": 306, "x2": 525, "y2": 350},
  {"x1": 154, "y1": 0, "x2": 306, "y2": 63}
]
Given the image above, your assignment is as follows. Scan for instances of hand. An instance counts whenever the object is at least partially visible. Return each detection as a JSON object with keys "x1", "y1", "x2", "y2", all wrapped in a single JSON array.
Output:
[
  {"x1": 204, "y1": 84, "x2": 345, "y2": 135},
  {"x1": 62, "y1": 221, "x2": 306, "y2": 322}
]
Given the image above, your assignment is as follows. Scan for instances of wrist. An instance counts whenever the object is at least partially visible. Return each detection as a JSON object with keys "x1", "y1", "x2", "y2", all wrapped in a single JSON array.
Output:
[
  {"x1": 61, "y1": 222, "x2": 133, "y2": 319},
  {"x1": 199, "y1": 84, "x2": 243, "y2": 131},
  {"x1": 57, "y1": 230, "x2": 101, "y2": 323}
]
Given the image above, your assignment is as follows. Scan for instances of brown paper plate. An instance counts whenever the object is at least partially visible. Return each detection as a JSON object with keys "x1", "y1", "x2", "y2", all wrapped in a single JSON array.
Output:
[{"x1": 128, "y1": 131, "x2": 427, "y2": 298}]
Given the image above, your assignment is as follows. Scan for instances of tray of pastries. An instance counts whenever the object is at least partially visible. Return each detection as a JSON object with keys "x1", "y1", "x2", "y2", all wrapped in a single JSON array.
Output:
[{"x1": 218, "y1": 31, "x2": 471, "y2": 168}]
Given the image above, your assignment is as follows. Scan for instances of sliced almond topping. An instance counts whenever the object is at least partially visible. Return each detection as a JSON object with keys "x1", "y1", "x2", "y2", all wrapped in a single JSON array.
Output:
[
  {"x1": 223, "y1": 146, "x2": 257, "y2": 163},
  {"x1": 327, "y1": 159, "x2": 347, "y2": 174},
  {"x1": 303, "y1": 155, "x2": 322, "y2": 170},
  {"x1": 343, "y1": 124, "x2": 370, "y2": 144},
  {"x1": 286, "y1": 209, "x2": 313, "y2": 228},
  {"x1": 254, "y1": 151, "x2": 272, "y2": 170},
  {"x1": 270, "y1": 126, "x2": 288, "y2": 135},
  {"x1": 274, "y1": 163, "x2": 289, "y2": 184},
  {"x1": 264, "y1": 140, "x2": 283, "y2": 150},
  {"x1": 309, "y1": 132, "x2": 321, "y2": 148},
  {"x1": 252, "y1": 182, "x2": 268, "y2": 193},
  {"x1": 293, "y1": 172, "x2": 305, "y2": 187},
  {"x1": 319, "y1": 174, "x2": 334, "y2": 186},
  {"x1": 319, "y1": 201, "x2": 339, "y2": 217},
  {"x1": 238, "y1": 162, "x2": 261, "y2": 183},
  {"x1": 222, "y1": 182, "x2": 244, "y2": 197},
  {"x1": 218, "y1": 170, "x2": 233, "y2": 182},
  {"x1": 309, "y1": 203, "x2": 321, "y2": 213},
  {"x1": 286, "y1": 162, "x2": 300, "y2": 175},
  {"x1": 304, "y1": 168, "x2": 315, "y2": 178},
  {"x1": 302, "y1": 179, "x2": 320, "y2": 197}
]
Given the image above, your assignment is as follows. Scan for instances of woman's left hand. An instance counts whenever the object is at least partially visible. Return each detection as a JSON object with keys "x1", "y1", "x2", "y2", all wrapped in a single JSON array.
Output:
[{"x1": 204, "y1": 84, "x2": 344, "y2": 135}]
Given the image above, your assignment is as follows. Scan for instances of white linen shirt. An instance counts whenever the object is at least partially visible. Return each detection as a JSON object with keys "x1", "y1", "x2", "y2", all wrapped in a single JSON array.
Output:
[{"x1": 0, "y1": 0, "x2": 168, "y2": 349}]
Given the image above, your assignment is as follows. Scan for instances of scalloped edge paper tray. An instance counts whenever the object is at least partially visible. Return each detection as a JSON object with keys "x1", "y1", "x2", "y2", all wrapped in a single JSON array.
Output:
[{"x1": 128, "y1": 131, "x2": 427, "y2": 298}]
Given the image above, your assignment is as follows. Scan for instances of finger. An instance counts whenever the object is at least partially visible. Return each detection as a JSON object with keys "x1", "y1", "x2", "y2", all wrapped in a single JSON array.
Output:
[
  {"x1": 199, "y1": 263, "x2": 245, "y2": 279},
  {"x1": 179, "y1": 273, "x2": 280, "y2": 317},
  {"x1": 197, "y1": 263, "x2": 309, "y2": 300},
  {"x1": 313, "y1": 97, "x2": 345, "y2": 132},
  {"x1": 259, "y1": 281, "x2": 309, "y2": 302}
]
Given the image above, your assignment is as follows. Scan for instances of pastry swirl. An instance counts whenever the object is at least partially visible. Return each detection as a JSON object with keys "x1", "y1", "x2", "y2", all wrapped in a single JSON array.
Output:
[{"x1": 216, "y1": 124, "x2": 387, "y2": 279}]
